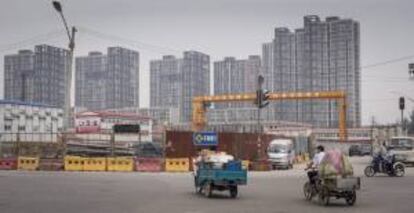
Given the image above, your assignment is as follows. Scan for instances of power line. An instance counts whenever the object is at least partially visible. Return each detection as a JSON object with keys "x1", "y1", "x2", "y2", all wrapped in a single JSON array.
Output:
[
  {"x1": 77, "y1": 26, "x2": 182, "y2": 55},
  {"x1": 0, "y1": 30, "x2": 66, "y2": 53},
  {"x1": 361, "y1": 55, "x2": 414, "y2": 70}
]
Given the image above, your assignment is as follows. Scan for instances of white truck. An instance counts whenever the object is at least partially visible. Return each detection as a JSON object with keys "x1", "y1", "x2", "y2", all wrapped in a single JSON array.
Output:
[
  {"x1": 267, "y1": 139, "x2": 295, "y2": 170},
  {"x1": 388, "y1": 136, "x2": 414, "y2": 165}
]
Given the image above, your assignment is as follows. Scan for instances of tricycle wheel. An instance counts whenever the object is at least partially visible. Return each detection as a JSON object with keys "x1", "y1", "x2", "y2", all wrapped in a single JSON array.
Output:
[
  {"x1": 303, "y1": 182, "x2": 313, "y2": 201},
  {"x1": 394, "y1": 163, "x2": 405, "y2": 177},
  {"x1": 229, "y1": 186, "x2": 238, "y2": 198},
  {"x1": 346, "y1": 190, "x2": 356, "y2": 206},
  {"x1": 318, "y1": 186, "x2": 330, "y2": 206},
  {"x1": 195, "y1": 186, "x2": 202, "y2": 194},
  {"x1": 194, "y1": 177, "x2": 201, "y2": 194},
  {"x1": 203, "y1": 182, "x2": 213, "y2": 198},
  {"x1": 364, "y1": 166, "x2": 375, "y2": 177}
]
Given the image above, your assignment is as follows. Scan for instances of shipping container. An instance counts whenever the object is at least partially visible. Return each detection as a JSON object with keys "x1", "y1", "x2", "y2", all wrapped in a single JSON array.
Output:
[{"x1": 165, "y1": 131, "x2": 290, "y2": 161}]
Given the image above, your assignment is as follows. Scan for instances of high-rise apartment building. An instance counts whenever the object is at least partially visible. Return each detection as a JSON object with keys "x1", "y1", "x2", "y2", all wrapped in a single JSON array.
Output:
[
  {"x1": 213, "y1": 55, "x2": 261, "y2": 108},
  {"x1": 243, "y1": 55, "x2": 262, "y2": 94},
  {"x1": 4, "y1": 45, "x2": 69, "y2": 107},
  {"x1": 272, "y1": 28, "x2": 297, "y2": 122},
  {"x1": 75, "y1": 47, "x2": 139, "y2": 110},
  {"x1": 150, "y1": 51, "x2": 210, "y2": 123},
  {"x1": 262, "y1": 43, "x2": 274, "y2": 90},
  {"x1": 4, "y1": 50, "x2": 35, "y2": 102},
  {"x1": 180, "y1": 51, "x2": 210, "y2": 122},
  {"x1": 149, "y1": 55, "x2": 182, "y2": 108},
  {"x1": 262, "y1": 15, "x2": 360, "y2": 128},
  {"x1": 75, "y1": 52, "x2": 107, "y2": 110}
]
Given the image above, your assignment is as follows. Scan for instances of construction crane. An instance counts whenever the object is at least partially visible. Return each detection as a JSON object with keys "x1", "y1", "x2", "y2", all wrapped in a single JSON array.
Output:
[{"x1": 192, "y1": 91, "x2": 348, "y2": 141}]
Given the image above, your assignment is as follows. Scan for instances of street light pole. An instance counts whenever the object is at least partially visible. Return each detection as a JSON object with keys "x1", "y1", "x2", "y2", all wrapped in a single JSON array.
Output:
[{"x1": 52, "y1": 1, "x2": 76, "y2": 132}]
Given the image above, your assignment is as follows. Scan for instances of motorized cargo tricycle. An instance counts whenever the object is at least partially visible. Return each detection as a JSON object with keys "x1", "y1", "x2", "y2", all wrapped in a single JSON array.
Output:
[
  {"x1": 194, "y1": 160, "x2": 247, "y2": 198},
  {"x1": 304, "y1": 169, "x2": 361, "y2": 206}
]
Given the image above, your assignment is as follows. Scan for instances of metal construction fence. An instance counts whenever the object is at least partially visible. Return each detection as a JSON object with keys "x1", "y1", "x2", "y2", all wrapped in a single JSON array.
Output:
[
  {"x1": 0, "y1": 132, "x2": 167, "y2": 172},
  {"x1": 0, "y1": 132, "x2": 163, "y2": 158},
  {"x1": 0, "y1": 131, "x2": 313, "y2": 172}
]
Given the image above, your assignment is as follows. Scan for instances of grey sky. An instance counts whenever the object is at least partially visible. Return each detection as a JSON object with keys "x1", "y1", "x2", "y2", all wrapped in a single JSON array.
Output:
[{"x1": 1, "y1": 0, "x2": 413, "y2": 125}]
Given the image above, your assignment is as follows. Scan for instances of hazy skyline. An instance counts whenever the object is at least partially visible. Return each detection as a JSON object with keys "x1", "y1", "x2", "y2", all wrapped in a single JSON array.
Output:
[{"x1": 1, "y1": 0, "x2": 413, "y2": 125}]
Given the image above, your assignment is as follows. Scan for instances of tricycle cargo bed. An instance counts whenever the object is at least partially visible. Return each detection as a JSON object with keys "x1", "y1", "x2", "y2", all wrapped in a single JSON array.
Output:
[
  {"x1": 323, "y1": 177, "x2": 361, "y2": 190},
  {"x1": 194, "y1": 160, "x2": 248, "y2": 198},
  {"x1": 197, "y1": 169, "x2": 247, "y2": 185}
]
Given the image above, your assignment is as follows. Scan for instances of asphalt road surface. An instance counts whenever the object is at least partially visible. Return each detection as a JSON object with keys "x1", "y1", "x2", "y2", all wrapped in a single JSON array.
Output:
[{"x1": 1, "y1": 157, "x2": 414, "y2": 213}]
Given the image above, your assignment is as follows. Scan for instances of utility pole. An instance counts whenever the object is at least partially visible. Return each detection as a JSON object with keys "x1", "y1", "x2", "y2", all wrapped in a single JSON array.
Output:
[
  {"x1": 400, "y1": 97, "x2": 405, "y2": 135},
  {"x1": 52, "y1": 1, "x2": 76, "y2": 132},
  {"x1": 110, "y1": 132, "x2": 115, "y2": 157},
  {"x1": 16, "y1": 130, "x2": 20, "y2": 157},
  {"x1": 370, "y1": 116, "x2": 376, "y2": 145},
  {"x1": 256, "y1": 75, "x2": 265, "y2": 133},
  {"x1": 256, "y1": 76, "x2": 264, "y2": 160},
  {"x1": 255, "y1": 75, "x2": 270, "y2": 160}
]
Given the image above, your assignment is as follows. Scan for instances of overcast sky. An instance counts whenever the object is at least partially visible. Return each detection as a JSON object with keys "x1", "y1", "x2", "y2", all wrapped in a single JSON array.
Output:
[{"x1": 1, "y1": 0, "x2": 413, "y2": 125}]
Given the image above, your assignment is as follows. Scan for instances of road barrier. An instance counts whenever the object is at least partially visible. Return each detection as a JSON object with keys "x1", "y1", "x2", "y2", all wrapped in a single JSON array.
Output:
[
  {"x1": 295, "y1": 154, "x2": 306, "y2": 164},
  {"x1": 64, "y1": 156, "x2": 84, "y2": 171},
  {"x1": 242, "y1": 160, "x2": 250, "y2": 170},
  {"x1": 0, "y1": 158, "x2": 17, "y2": 170},
  {"x1": 165, "y1": 158, "x2": 189, "y2": 172},
  {"x1": 250, "y1": 160, "x2": 271, "y2": 171},
  {"x1": 135, "y1": 157, "x2": 163, "y2": 172},
  {"x1": 304, "y1": 153, "x2": 310, "y2": 162},
  {"x1": 107, "y1": 157, "x2": 134, "y2": 172},
  {"x1": 39, "y1": 158, "x2": 64, "y2": 171},
  {"x1": 83, "y1": 157, "x2": 107, "y2": 171},
  {"x1": 17, "y1": 156, "x2": 39, "y2": 171}
]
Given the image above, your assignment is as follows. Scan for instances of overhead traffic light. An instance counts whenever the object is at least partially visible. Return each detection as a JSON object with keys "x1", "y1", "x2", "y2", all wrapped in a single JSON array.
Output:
[
  {"x1": 203, "y1": 102, "x2": 212, "y2": 109},
  {"x1": 260, "y1": 89, "x2": 270, "y2": 108},
  {"x1": 255, "y1": 89, "x2": 270, "y2": 109},
  {"x1": 399, "y1": 97, "x2": 405, "y2": 110}
]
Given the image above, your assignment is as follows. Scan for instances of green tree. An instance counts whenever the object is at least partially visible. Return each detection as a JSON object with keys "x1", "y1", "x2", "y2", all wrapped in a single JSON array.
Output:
[{"x1": 408, "y1": 110, "x2": 414, "y2": 135}]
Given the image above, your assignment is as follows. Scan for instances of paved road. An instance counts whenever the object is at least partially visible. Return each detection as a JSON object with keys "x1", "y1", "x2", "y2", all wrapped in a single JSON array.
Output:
[{"x1": 1, "y1": 157, "x2": 414, "y2": 213}]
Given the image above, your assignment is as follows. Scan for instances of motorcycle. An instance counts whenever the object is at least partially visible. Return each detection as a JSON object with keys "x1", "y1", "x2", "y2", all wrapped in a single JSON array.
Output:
[
  {"x1": 364, "y1": 154, "x2": 405, "y2": 177},
  {"x1": 303, "y1": 169, "x2": 360, "y2": 206}
]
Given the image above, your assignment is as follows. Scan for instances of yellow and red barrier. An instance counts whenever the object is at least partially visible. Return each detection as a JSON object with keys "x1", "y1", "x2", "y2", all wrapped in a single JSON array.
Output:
[
  {"x1": 135, "y1": 157, "x2": 163, "y2": 172},
  {"x1": 83, "y1": 157, "x2": 107, "y2": 171},
  {"x1": 107, "y1": 157, "x2": 134, "y2": 172},
  {"x1": 242, "y1": 160, "x2": 250, "y2": 170},
  {"x1": 165, "y1": 158, "x2": 189, "y2": 172},
  {"x1": 0, "y1": 158, "x2": 17, "y2": 170},
  {"x1": 64, "y1": 156, "x2": 84, "y2": 171},
  {"x1": 17, "y1": 156, "x2": 39, "y2": 171}
]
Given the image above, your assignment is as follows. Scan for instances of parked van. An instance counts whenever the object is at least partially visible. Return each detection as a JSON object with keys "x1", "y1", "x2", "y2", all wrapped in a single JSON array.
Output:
[{"x1": 267, "y1": 139, "x2": 295, "y2": 170}]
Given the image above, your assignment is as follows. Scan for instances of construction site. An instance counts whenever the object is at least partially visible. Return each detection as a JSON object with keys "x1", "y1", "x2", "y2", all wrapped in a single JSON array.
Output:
[{"x1": 0, "y1": 90, "x2": 382, "y2": 173}]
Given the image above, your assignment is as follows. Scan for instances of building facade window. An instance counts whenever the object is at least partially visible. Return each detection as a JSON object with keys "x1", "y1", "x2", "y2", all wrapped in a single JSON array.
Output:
[
  {"x1": 4, "y1": 125, "x2": 12, "y2": 131},
  {"x1": 18, "y1": 126, "x2": 26, "y2": 131}
]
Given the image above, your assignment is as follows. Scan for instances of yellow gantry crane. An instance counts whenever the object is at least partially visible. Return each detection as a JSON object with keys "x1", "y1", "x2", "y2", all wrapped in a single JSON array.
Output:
[{"x1": 192, "y1": 91, "x2": 348, "y2": 141}]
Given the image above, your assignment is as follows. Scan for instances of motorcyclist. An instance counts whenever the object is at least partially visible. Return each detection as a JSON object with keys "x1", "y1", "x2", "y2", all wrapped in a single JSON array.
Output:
[
  {"x1": 379, "y1": 142, "x2": 388, "y2": 158},
  {"x1": 375, "y1": 142, "x2": 394, "y2": 172},
  {"x1": 306, "y1": 145, "x2": 325, "y2": 184},
  {"x1": 384, "y1": 145, "x2": 396, "y2": 171}
]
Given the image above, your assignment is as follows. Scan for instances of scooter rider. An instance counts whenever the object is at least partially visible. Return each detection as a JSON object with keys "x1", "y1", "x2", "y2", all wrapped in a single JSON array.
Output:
[
  {"x1": 379, "y1": 142, "x2": 388, "y2": 158},
  {"x1": 306, "y1": 145, "x2": 326, "y2": 184}
]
